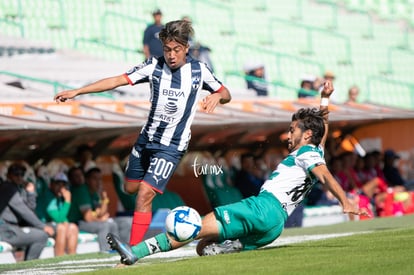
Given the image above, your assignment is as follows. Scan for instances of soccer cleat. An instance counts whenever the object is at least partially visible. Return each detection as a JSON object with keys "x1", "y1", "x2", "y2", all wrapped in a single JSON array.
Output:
[
  {"x1": 106, "y1": 233, "x2": 138, "y2": 265},
  {"x1": 201, "y1": 239, "x2": 243, "y2": 256}
]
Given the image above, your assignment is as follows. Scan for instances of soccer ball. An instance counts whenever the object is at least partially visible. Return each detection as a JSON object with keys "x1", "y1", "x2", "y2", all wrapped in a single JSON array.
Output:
[{"x1": 165, "y1": 206, "x2": 202, "y2": 242}]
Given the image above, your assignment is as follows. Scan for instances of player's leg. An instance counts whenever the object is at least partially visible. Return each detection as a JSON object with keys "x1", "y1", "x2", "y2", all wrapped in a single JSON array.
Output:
[
  {"x1": 194, "y1": 212, "x2": 221, "y2": 255},
  {"x1": 128, "y1": 148, "x2": 184, "y2": 245},
  {"x1": 200, "y1": 191, "x2": 287, "y2": 255},
  {"x1": 107, "y1": 231, "x2": 190, "y2": 265},
  {"x1": 129, "y1": 183, "x2": 156, "y2": 245},
  {"x1": 196, "y1": 210, "x2": 243, "y2": 256},
  {"x1": 124, "y1": 144, "x2": 153, "y2": 245},
  {"x1": 107, "y1": 211, "x2": 221, "y2": 265},
  {"x1": 238, "y1": 217, "x2": 285, "y2": 251}
]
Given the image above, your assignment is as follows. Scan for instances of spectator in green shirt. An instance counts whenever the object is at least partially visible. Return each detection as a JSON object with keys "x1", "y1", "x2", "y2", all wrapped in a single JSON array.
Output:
[
  {"x1": 37, "y1": 172, "x2": 79, "y2": 256},
  {"x1": 68, "y1": 167, "x2": 119, "y2": 252}
]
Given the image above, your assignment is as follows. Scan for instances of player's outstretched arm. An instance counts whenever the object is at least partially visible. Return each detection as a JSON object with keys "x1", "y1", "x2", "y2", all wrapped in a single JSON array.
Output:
[
  {"x1": 54, "y1": 74, "x2": 128, "y2": 103},
  {"x1": 311, "y1": 164, "x2": 371, "y2": 217},
  {"x1": 319, "y1": 81, "x2": 334, "y2": 147}
]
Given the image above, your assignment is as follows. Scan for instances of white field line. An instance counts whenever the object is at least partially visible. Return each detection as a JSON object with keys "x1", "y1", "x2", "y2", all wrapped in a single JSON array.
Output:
[{"x1": 1, "y1": 232, "x2": 369, "y2": 275}]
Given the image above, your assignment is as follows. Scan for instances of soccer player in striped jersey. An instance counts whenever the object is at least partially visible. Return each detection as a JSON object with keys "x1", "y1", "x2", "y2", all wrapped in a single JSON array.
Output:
[
  {"x1": 54, "y1": 20, "x2": 231, "y2": 246},
  {"x1": 106, "y1": 80, "x2": 369, "y2": 266}
]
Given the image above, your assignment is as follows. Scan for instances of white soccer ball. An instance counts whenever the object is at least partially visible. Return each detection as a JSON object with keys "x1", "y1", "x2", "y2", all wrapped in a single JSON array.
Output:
[{"x1": 165, "y1": 206, "x2": 202, "y2": 242}]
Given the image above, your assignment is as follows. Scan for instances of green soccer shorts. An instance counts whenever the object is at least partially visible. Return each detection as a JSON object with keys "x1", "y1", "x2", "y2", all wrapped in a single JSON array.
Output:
[{"x1": 214, "y1": 191, "x2": 288, "y2": 250}]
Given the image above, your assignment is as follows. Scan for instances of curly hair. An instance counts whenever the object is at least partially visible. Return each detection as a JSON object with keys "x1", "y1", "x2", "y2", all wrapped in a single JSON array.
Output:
[
  {"x1": 159, "y1": 20, "x2": 194, "y2": 46},
  {"x1": 291, "y1": 108, "x2": 328, "y2": 146}
]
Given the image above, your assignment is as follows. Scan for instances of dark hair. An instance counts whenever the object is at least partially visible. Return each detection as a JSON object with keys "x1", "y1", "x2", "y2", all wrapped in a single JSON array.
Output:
[
  {"x1": 76, "y1": 144, "x2": 93, "y2": 155},
  {"x1": 159, "y1": 20, "x2": 194, "y2": 46},
  {"x1": 85, "y1": 167, "x2": 101, "y2": 178},
  {"x1": 7, "y1": 163, "x2": 26, "y2": 175},
  {"x1": 291, "y1": 108, "x2": 327, "y2": 146},
  {"x1": 240, "y1": 152, "x2": 255, "y2": 160},
  {"x1": 68, "y1": 165, "x2": 83, "y2": 178}
]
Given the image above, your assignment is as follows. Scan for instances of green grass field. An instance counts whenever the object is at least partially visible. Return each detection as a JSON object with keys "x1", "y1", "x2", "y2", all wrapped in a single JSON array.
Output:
[{"x1": 1, "y1": 215, "x2": 414, "y2": 275}]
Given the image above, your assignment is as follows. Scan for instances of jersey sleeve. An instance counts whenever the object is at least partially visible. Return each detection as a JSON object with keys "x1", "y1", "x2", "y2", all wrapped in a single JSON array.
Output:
[
  {"x1": 124, "y1": 57, "x2": 155, "y2": 85},
  {"x1": 200, "y1": 63, "x2": 223, "y2": 93},
  {"x1": 295, "y1": 145, "x2": 325, "y2": 173}
]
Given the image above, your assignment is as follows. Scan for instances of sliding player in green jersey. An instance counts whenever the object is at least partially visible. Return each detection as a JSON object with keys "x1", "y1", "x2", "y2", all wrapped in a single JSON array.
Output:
[{"x1": 107, "y1": 80, "x2": 369, "y2": 265}]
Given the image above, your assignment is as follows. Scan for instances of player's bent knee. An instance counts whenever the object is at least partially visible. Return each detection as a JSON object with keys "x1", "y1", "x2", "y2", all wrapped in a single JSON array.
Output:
[
  {"x1": 124, "y1": 181, "x2": 140, "y2": 194},
  {"x1": 137, "y1": 184, "x2": 157, "y2": 199}
]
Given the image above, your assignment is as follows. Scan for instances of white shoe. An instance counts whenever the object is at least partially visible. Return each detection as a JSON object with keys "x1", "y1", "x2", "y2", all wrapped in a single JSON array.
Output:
[{"x1": 201, "y1": 239, "x2": 243, "y2": 256}]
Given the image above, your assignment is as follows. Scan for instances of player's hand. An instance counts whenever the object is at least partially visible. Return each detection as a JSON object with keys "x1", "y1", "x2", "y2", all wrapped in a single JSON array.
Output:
[
  {"x1": 54, "y1": 90, "x2": 79, "y2": 103},
  {"x1": 342, "y1": 200, "x2": 371, "y2": 217},
  {"x1": 321, "y1": 80, "x2": 334, "y2": 98},
  {"x1": 202, "y1": 93, "x2": 222, "y2": 113}
]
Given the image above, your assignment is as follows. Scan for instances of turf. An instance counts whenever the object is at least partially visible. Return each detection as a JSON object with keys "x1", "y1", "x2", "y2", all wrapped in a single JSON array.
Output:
[{"x1": 1, "y1": 214, "x2": 413, "y2": 275}]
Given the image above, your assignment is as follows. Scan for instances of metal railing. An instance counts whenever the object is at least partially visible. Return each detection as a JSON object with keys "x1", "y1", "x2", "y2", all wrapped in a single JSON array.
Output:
[
  {"x1": 233, "y1": 43, "x2": 325, "y2": 77},
  {"x1": 189, "y1": 0, "x2": 236, "y2": 35},
  {"x1": 386, "y1": 46, "x2": 414, "y2": 74},
  {"x1": 224, "y1": 70, "x2": 301, "y2": 99},
  {"x1": 268, "y1": 17, "x2": 352, "y2": 64},
  {"x1": 366, "y1": 76, "x2": 414, "y2": 109}
]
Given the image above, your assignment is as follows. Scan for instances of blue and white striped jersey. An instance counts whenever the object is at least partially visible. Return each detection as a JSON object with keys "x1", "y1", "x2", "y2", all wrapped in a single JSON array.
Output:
[{"x1": 124, "y1": 56, "x2": 224, "y2": 151}]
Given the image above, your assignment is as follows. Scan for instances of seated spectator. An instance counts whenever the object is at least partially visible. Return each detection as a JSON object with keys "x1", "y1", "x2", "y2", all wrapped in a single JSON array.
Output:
[
  {"x1": 36, "y1": 172, "x2": 79, "y2": 256},
  {"x1": 355, "y1": 153, "x2": 387, "y2": 217},
  {"x1": 312, "y1": 76, "x2": 324, "y2": 92},
  {"x1": 182, "y1": 15, "x2": 215, "y2": 72},
  {"x1": 334, "y1": 152, "x2": 375, "y2": 219},
  {"x1": 335, "y1": 151, "x2": 360, "y2": 192},
  {"x1": 345, "y1": 85, "x2": 360, "y2": 105},
  {"x1": 307, "y1": 157, "x2": 341, "y2": 207},
  {"x1": 379, "y1": 149, "x2": 414, "y2": 214},
  {"x1": 68, "y1": 166, "x2": 85, "y2": 189},
  {"x1": 189, "y1": 42, "x2": 215, "y2": 72},
  {"x1": 297, "y1": 75, "x2": 318, "y2": 98},
  {"x1": 0, "y1": 163, "x2": 54, "y2": 261},
  {"x1": 75, "y1": 144, "x2": 96, "y2": 173},
  {"x1": 243, "y1": 61, "x2": 268, "y2": 96},
  {"x1": 323, "y1": 70, "x2": 336, "y2": 83},
  {"x1": 234, "y1": 153, "x2": 265, "y2": 198},
  {"x1": 253, "y1": 155, "x2": 271, "y2": 181},
  {"x1": 34, "y1": 165, "x2": 50, "y2": 199},
  {"x1": 383, "y1": 149, "x2": 407, "y2": 189},
  {"x1": 68, "y1": 167, "x2": 119, "y2": 252},
  {"x1": 355, "y1": 154, "x2": 386, "y2": 195}
]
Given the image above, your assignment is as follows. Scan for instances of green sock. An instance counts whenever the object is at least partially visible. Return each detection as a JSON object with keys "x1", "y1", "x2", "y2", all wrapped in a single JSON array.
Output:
[{"x1": 131, "y1": 233, "x2": 172, "y2": 259}]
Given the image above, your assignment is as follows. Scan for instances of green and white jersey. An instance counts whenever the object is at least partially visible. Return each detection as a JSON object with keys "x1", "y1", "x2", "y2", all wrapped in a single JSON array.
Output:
[{"x1": 261, "y1": 144, "x2": 325, "y2": 216}]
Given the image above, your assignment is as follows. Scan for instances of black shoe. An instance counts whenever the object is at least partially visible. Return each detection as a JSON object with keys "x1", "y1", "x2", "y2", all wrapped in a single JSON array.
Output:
[{"x1": 106, "y1": 233, "x2": 138, "y2": 265}]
